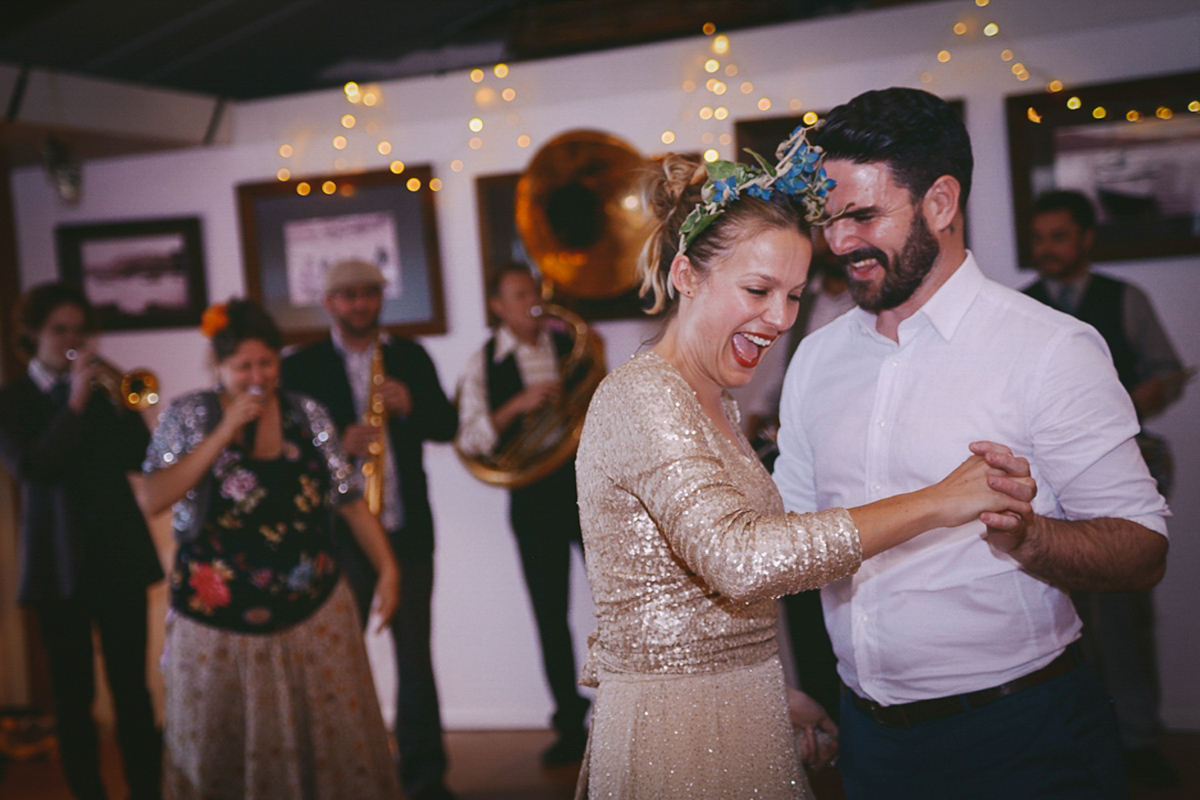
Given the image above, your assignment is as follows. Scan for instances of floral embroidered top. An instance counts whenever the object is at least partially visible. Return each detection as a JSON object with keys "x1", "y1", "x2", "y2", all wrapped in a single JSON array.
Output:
[{"x1": 144, "y1": 389, "x2": 362, "y2": 633}]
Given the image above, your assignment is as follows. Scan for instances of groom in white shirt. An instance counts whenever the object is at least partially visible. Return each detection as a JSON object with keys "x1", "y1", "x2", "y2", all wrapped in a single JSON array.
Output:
[{"x1": 775, "y1": 87, "x2": 1168, "y2": 799}]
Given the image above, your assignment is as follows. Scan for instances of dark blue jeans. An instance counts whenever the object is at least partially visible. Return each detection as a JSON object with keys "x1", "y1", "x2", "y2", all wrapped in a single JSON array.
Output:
[{"x1": 839, "y1": 660, "x2": 1129, "y2": 800}]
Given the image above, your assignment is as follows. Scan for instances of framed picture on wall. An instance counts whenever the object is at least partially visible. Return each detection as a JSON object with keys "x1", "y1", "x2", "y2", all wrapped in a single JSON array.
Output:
[
  {"x1": 236, "y1": 166, "x2": 446, "y2": 343},
  {"x1": 56, "y1": 216, "x2": 208, "y2": 331},
  {"x1": 1006, "y1": 69, "x2": 1200, "y2": 268}
]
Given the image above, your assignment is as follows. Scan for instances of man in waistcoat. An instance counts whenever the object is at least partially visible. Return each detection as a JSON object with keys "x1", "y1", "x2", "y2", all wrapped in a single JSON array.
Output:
[
  {"x1": 455, "y1": 262, "x2": 591, "y2": 766},
  {"x1": 1025, "y1": 189, "x2": 1187, "y2": 787}
]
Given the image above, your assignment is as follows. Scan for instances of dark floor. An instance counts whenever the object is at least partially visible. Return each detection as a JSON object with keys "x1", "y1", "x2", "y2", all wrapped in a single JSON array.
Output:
[{"x1": 1, "y1": 727, "x2": 1196, "y2": 799}]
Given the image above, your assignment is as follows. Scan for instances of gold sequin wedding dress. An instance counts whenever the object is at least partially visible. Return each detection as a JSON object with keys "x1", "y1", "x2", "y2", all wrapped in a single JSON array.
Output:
[{"x1": 574, "y1": 352, "x2": 863, "y2": 799}]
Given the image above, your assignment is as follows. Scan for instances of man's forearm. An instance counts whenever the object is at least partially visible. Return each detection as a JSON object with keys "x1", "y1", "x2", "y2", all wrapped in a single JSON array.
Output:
[{"x1": 1012, "y1": 515, "x2": 1167, "y2": 592}]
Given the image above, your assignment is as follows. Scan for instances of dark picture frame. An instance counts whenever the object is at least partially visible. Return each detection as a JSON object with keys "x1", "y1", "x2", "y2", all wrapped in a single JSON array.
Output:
[
  {"x1": 237, "y1": 166, "x2": 446, "y2": 343},
  {"x1": 1006, "y1": 69, "x2": 1200, "y2": 268},
  {"x1": 56, "y1": 217, "x2": 208, "y2": 331}
]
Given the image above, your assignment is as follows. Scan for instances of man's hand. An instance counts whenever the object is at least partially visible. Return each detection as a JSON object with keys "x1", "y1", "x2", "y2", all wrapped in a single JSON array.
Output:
[
  {"x1": 512, "y1": 381, "x2": 561, "y2": 414},
  {"x1": 341, "y1": 422, "x2": 382, "y2": 459},
  {"x1": 379, "y1": 377, "x2": 413, "y2": 417},
  {"x1": 969, "y1": 440, "x2": 1037, "y2": 554}
]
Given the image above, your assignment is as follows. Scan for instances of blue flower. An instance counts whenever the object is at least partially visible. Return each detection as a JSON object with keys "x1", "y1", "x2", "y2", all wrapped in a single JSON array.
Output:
[
  {"x1": 713, "y1": 177, "x2": 740, "y2": 204},
  {"x1": 746, "y1": 184, "x2": 772, "y2": 200}
]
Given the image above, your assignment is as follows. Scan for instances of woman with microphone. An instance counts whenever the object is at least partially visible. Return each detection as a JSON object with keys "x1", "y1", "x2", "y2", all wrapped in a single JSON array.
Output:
[{"x1": 142, "y1": 298, "x2": 401, "y2": 800}]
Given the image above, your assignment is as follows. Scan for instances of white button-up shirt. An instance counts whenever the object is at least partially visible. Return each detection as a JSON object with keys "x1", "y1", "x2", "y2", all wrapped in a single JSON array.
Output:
[{"x1": 774, "y1": 252, "x2": 1168, "y2": 705}]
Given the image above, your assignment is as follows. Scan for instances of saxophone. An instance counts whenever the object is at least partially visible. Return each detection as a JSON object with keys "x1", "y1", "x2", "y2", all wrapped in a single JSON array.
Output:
[{"x1": 362, "y1": 338, "x2": 387, "y2": 516}]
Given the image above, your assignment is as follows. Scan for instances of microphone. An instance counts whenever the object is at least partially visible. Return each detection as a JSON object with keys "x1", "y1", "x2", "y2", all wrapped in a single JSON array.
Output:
[{"x1": 244, "y1": 385, "x2": 265, "y2": 449}]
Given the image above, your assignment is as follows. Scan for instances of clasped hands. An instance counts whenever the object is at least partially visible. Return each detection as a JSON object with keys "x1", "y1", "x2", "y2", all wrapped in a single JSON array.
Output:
[{"x1": 968, "y1": 440, "x2": 1037, "y2": 555}]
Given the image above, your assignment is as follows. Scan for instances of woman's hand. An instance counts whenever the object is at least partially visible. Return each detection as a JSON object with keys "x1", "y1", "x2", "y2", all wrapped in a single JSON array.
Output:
[
  {"x1": 787, "y1": 687, "x2": 838, "y2": 771},
  {"x1": 214, "y1": 388, "x2": 266, "y2": 445},
  {"x1": 371, "y1": 560, "x2": 401, "y2": 633},
  {"x1": 931, "y1": 442, "x2": 1036, "y2": 531}
]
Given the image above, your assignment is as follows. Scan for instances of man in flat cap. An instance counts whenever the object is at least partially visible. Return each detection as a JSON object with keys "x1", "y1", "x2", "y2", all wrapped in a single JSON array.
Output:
[{"x1": 282, "y1": 259, "x2": 459, "y2": 800}]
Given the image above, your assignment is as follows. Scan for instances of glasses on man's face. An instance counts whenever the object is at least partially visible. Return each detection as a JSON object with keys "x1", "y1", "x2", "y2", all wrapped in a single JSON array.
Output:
[{"x1": 332, "y1": 286, "x2": 383, "y2": 301}]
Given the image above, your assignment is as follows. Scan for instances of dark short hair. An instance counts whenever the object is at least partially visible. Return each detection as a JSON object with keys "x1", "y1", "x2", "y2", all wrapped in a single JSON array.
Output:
[
  {"x1": 813, "y1": 87, "x2": 973, "y2": 209},
  {"x1": 1032, "y1": 190, "x2": 1096, "y2": 231},
  {"x1": 487, "y1": 262, "x2": 536, "y2": 299},
  {"x1": 210, "y1": 298, "x2": 283, "y2": 362},
  {"x1": 12, "y1": 281, "x2": 94, "y2": 358}
]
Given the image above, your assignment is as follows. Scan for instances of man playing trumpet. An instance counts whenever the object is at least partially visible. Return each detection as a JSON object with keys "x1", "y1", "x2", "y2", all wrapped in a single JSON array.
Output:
[
  {"x1": 280, "y1": 259, "x2": 458, "y2": 800},
  {"x1": 0, "y1": 281, "x2": 163, "y2": 800}
]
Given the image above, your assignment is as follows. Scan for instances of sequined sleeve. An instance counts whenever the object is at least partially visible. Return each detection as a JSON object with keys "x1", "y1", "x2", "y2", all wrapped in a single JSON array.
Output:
[
  {"x1": 142, "y1": 391, "x2": 219, "y2": 543},
  {"x1": 588, "y1": 354, "x2": 861, "y2": 603},
  {"x1": 290, "y1": 392, "x2": 363, "y2": 507}
]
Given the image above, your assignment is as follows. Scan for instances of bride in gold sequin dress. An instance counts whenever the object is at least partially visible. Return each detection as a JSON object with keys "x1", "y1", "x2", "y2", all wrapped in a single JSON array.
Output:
[{"x1": 573, "y1": 129, "x2": 1038, "y2": 799}]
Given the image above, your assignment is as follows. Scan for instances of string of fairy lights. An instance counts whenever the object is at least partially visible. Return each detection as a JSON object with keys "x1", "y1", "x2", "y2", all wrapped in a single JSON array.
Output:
[{"x1": 269, "y1": 0, "x2": 1198, "y2": 194}]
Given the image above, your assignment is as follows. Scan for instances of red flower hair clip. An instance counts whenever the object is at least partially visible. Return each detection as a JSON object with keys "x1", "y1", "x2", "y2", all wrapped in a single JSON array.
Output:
[{"x1": 200, "y1": 303, "x2": 229, "y2": 337}]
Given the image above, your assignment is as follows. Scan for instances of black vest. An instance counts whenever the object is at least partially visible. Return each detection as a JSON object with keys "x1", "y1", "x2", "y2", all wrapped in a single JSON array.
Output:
[
  {"x1": 484, "y1": 331, "x2": 573, "y2": 451},
  {"x1": 1024, "y1": 274, "x2": 1138, "y2": 393}
]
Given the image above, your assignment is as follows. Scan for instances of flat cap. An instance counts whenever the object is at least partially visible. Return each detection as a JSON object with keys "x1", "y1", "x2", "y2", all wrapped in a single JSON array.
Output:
[{"x1": 325, "y1": 259, "x2": 387, "y2": 293}]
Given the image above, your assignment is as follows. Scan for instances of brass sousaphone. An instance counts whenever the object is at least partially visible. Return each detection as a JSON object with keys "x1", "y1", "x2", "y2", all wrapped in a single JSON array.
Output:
[{"x1": 457, "y1": 130, "x2": 652, "y2": 489}]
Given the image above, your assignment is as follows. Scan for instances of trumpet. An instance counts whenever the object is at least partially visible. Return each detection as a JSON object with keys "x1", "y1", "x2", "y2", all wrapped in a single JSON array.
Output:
[{"x1": 65, "y1": 349, "x2": 160, "y2": 410}]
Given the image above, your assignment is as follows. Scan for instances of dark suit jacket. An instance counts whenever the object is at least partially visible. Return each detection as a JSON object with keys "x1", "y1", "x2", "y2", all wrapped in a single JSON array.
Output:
[
  {"x1": 0, "y1": 375, "x2": 163, "y2": 605},
  {"x1": 280, "y1": 336, "x2": 457, "y2": 557}
]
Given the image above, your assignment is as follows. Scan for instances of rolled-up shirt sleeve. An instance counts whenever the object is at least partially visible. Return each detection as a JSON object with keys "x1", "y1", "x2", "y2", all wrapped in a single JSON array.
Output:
[{"x1": 455, "y1": 347, "x2": 499, "y2": 457}]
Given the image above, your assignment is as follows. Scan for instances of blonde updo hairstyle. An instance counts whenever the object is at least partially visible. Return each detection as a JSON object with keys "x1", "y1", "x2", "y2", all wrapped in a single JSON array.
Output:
[{"x1": 637, "y1": 153, "x2": 809, "y2": 317}]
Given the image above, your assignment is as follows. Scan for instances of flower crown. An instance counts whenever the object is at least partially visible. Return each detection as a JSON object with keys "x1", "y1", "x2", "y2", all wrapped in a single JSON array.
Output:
[
  {"x1": 200, "y1": 303, "x2": 229, "y2": 337},
  {"x1": 677, "y1": 123, "x2": 835, "y2": 254}
]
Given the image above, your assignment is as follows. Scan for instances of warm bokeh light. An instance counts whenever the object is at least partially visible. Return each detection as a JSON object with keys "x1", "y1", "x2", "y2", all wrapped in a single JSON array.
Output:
[
  {"x1": 390, "y1": 160, "x2": 405, "y2": 174},
  {"x1": 296, "y1": 182, "x2": 311, "y2": 196},
  {"x1": 984, "y1": 23, "x2": 999, "y2": 36},
  {"x1": 741, "y1": 81, "x2": 754, "y2": 94},
  {"x1": 378, "y1": 141, "x2": 392, "y2": 155},
  {"x1": 469, "y1": 136, "x2": 483, "y2": 150},
  {"x1": 937, "y1": 50, "x2": 951, "y2": 63},
  {"x1": 714, "y1": 106, "x2": 728, "y2": 120},
  {"x1": 469, "y1": 117, "x2": 484, "y2": 132},
  {"x1": 954, "y1": 22, "x2": 967, "y2": 35},
  {"x1": 699, "y1": 106, "x2": 713, "y2": 120},
  {"x1": 341, "y1": 114, "x2": 356, "y2": 128},
  {"x1": 502, "y1": 87, "x2": 516, "y2": 101},
  {"x1": 344, "y1": 81, "x2": 359, "y2": 95},
  {"x1": 321, "y1": 181, "x2": 336, "y2": 195},
  {"x1": 1093, "y1": 106, "x2": 1107, "y2": 119},
  {"x1": 758, "y1": 97, "x2": 772, "y2": 111},
  {"x1": 493, "y1": 63, "x2": 509, "y2": 78},
  {"x1": 1011, "y1": 63, "x2": 1025, "y2": 75},
  {"x1": 703, "y1": 148, "x2": 719, "y2": 162},
  {"x1": 703, "y1": 22, "x2": 716, "y2": 35},
  {"x1": 1048, "y1": 80, "x2": 1064, "y2": 92},
  {"x1": 362, "y1": 91, "x2": 378, "y2": 106},
  {"x1": 711, "y1": 81, "x2": 727, "y2": 95},
  {"x1": 789, "y1": 98, "x2": 803, "y2": 111},
  {"x1": 470, "y1": 69, "x2": 484, "y2": 83},
  {"x1": 451, "y1": 159, "x2": 464, "y2": 172},
  {"x1": 1017, "y1": 71, "x2": 1030, "y2": 81},
  {"x1": 1067, "y1": 96, "x2": 1081, "y2": 110},
  {"x1": 661, "y1": 130, "x2": 676, "y2": 144},
  {"x1": 705, "y1": 59, "x2": 720, "y2": 73},
  {"x1": 1001, "y1": 49, "x2": 1014, "y2": 61},
  {"x1": 725, "y1": 64, "x2": 738, "y2": 76},
  {"x1": 517, "y1": 134, "x2": 532, "y2": 148},
  {"x1": 276, "y1": 168, "x2": 290, "y2": 181},
  {"x1": 1127, "y1": 110, "x2": 1141, "y2": 122},
  {"x1": 701, "y1": 132, "x2": 715, "y2": 144},
  {"x1": 1027, "y1": 107, "x2": 1042, "y2": 123},
  {"x1": 803, "y1": 111, "x2": 819, "y2": 125},
  {"x1": 279, "y1": 144, "x2": 293, "y2": 158},
  {"x1": 719, "y1": 133, "x2": 732, "y2": 145},
  {"x1": 1190, "y1": 100, "x2": 1200, "y2": 113},
  {"x1": 683, "y1": 80, "x2": 696, "y2": 92},
  {"x1": 430, "y1": 178, "x2": 443, "y2": 191},
  {"x1": 333, "y1": 135, "x2": 347, "y2": 149},
  {"x1": 1157, "y1": 106, "x2": 1173, "y2": 119},
  {"x1": 475, "y1": 87, "x2": 497, "y2": 105},
  {"x1": 976, "y1": 0, "x2": 989, "y2": 5},
  {"x1": 921, "y1": 72, "x2": 933, "y2": 83},
  {"x1": 407, "y1": 177, "x2": 422, "y2": 191},
  {"x1": 713, "y1": 35, "x2": 729, "y2": 54},
  {"x1": 339, "y1": 184, "x2": 355, "y2": 197}
]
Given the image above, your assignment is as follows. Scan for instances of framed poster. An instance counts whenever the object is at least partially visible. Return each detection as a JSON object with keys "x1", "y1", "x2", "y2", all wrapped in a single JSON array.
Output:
[
  {"x1": 56, "y1": 217, "x2": 208, "y2": 331},
  {"x1": 1006, "y1": 69, "x2": 1200, "y2": 267},
  {"x1": 237, "y1": 166, "x2": 446, "y2": 342}
]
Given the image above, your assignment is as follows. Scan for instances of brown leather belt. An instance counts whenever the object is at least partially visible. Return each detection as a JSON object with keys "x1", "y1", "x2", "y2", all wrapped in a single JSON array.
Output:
[{"x1": 843, "y1": 645, "x2": 1081, "y2": 728}]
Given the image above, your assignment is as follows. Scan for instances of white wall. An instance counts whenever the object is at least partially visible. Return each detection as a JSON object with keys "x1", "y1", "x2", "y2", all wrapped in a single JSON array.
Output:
[{"x1": 9, "y1": 0, "x2": 1200, "y2": 730}]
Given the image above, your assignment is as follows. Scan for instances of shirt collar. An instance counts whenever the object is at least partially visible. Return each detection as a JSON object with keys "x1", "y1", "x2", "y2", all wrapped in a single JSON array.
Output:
[
  {"x1": 493, "y1": 325, "x2": 550, "y2": 362},
  {"x1": 849, "y1": 251, "x2": 983, "y2": 343},
  {"x1": 330, "y1": 326, "x2": 389, "y2": 358},
  {"x1": 28, "y1": 358, "x2": 63, "y2": 393}
]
